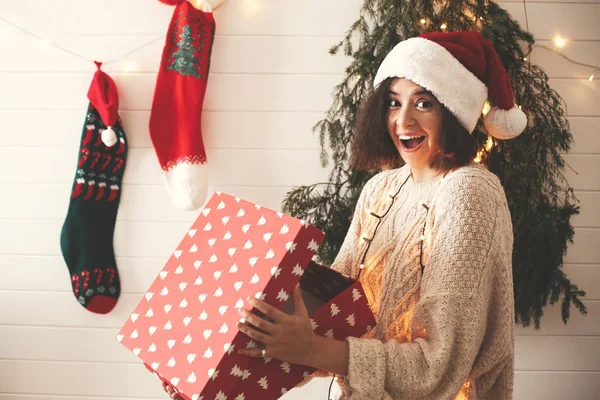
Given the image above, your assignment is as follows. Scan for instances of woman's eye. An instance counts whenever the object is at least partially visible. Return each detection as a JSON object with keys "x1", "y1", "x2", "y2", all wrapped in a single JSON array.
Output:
[
  {"x1": 389, "y1": 99, "x2": 400, "y2": 107},
  {"x1": 416, "y1": 100, "x2": 433, "y2": 109}
]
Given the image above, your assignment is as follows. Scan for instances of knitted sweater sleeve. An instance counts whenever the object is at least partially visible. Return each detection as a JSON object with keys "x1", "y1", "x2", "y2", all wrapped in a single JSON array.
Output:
[{"x1": 344, "y1": 172, "x2": 507, "y2": 400}]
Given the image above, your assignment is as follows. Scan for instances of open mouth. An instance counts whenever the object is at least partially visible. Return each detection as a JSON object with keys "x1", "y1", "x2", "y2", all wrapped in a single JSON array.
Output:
[{"x1": 400, "y1": 135, "x2": 426, "y2": 150}]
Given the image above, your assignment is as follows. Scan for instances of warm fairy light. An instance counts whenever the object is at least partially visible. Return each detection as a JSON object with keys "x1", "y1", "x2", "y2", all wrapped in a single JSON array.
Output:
[
  {"x1": 479, "y1": 16, "x2": 484, "y2": 21},
  {"x1": 553, "y1": 35, "x2": 567, "y2": 48},
  {"x1": 474, "y1": 150, "x2": 484, "y2": 163},
  {"x1": 485, "y1": 137, "x2": 494, "y2": 151},
  {"x1": 420, "y1": 235, "x2": 426, "y2": 241},
  {"x1": 242, "y1": 0, "x2": 262, "y2": 17},
  {"x1": 518, "y1": 105, "x2": 522, "y2": 110},
  {"x1": 359, "y1": 264, "x2": 365, "y2": 270},
  {"x1": 440, "y1": 23, "x2": 448, "y2": 30},
  {"x1": 123, "y1": 59, "x2": 138, "y2": 73},
  {"x1": 189, "y1": 0, "x2": 205, "y2": 9},
  {"x1": 420, "y1": 18, "x2": 426, "y2": 25},
  {"x1": 589, "y1": 73, "x2": 595, "y2": 82},
  {"x1": 482, "y1": 101, "x2": 491, "y2": 116},
  {"x1": 523, "y1": 57, "x2": 527, "y2": 61}
]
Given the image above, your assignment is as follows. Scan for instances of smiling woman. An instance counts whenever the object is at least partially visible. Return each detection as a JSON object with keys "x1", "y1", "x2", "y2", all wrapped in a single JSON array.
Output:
[
  {"x1": 232, "y1": 31, "x2": 526, "y2": 400},
  {"x1": 351, "y1": 77, "x2": 478, "y2": 181}
]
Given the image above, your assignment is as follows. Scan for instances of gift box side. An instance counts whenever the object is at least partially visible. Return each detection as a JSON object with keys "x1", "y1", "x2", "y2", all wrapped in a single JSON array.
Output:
[{"x1": 310, "y1": 279, "x2": 376, "y2": 341}]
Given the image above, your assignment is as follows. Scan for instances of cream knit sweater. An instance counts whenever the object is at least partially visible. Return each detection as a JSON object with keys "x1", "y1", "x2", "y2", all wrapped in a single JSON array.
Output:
[{"x1": 328, "y1": 163, "x2": 515, "y2": 400}]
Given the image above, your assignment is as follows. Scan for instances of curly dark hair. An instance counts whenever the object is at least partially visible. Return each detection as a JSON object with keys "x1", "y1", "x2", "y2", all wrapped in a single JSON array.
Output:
[{"x1": 350, "y1": 77, "x2": 478, "y2": 173}]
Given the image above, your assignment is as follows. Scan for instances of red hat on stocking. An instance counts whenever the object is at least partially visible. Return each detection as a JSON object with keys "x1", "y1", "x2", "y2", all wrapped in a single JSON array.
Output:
[
  {"x1": 87, "y1": 61, "x2": 120, "y2": 147},
  {"x1": 374, "y1": 31, "x2": 527, "y2": 139}
]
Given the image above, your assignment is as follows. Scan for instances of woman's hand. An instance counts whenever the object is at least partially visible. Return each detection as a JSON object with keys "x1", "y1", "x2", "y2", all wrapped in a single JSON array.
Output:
[
  {"x1": 237, "y1": 284, "x2": 319, "y2": 367},
  {"x1": 162, "y1": 381, "x2": 183, "y2": 400}
]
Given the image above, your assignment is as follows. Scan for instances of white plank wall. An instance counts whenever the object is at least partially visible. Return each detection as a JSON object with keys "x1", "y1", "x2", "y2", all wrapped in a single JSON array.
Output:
[{"x1": 0, "y1": 0, "x2": 598, "y2": 399}]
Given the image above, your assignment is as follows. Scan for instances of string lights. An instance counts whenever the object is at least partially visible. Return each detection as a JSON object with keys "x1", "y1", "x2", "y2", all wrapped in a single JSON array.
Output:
[
  {"x1": 0, "y1": 0, "x2": 226, "y2": 71},
  {"x1": 523, "y1": 0, "x2": 599, "y2": 82},
  {"x1": 0, "y1": 14, "x2": 164, "y2": 71},
  {"x1": 416, "y1": 2, "x2": 599, "y2": 82}
]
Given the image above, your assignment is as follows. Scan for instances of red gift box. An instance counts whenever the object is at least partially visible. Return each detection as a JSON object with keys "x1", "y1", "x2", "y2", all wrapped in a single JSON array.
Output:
[{"x1": 117, "y1": 191, "x2": 375, "y2": 400}]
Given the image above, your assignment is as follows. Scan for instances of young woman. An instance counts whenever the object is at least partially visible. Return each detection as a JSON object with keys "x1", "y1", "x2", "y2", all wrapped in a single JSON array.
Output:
[{"x1": 163, "y1": 30, "x2": 526, "y2": 400}]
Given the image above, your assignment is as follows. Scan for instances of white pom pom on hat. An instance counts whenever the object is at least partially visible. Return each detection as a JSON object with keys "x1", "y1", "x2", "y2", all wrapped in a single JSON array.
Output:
[
  {"x1": 101, "y1": 126, "x2": 118, "y2": 147},
  {"x1": 374, "y1": 31, "x2": 527, "y2": 139},
  {"x1": 484, "y1": 106, "x2": 527, "y2": 140}
]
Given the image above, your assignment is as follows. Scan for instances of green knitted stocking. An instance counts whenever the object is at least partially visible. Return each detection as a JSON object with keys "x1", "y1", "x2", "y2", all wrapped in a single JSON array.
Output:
[{"x1": 60, "y1": 102, "x2": 127, "y2": 314}]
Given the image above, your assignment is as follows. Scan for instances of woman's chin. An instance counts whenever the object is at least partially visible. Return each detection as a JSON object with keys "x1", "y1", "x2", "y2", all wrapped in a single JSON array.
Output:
[{"x1": 400, "y1": 152, "x2": 426, "y2": 168}]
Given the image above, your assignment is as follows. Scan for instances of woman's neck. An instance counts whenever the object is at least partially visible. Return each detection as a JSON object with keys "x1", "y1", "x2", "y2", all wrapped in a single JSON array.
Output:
[{"x1": 410, "y1": 166, "x2": 441, "y2": 183}]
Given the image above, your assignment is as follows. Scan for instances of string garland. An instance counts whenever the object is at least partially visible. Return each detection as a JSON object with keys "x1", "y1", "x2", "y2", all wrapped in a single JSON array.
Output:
[
  {"x1": 0, "y1": 15, "x2": 165, "y2": 67},
  {"x1": 520, "y1": 0, "x2": 599, "y2": 81}
]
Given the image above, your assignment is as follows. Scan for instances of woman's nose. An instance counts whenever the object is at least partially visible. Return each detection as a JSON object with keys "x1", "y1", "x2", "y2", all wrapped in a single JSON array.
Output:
[{"x1": 395, "y1": 107, "x2": 416, "y2": 129}]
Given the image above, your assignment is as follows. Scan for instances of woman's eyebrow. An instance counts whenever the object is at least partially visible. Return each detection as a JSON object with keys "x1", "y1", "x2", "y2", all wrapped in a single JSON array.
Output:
[{"x1": 389, "y1": 90, "x2": 431, "y2": 97}]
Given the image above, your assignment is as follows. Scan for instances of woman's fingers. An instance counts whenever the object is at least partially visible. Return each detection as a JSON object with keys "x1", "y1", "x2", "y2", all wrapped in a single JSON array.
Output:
[
  {"x1": 238, "y1": 308, "x2": 275, "y2": 335},
  {"x1": 161, "y1": 380, "x2": 183, "y2": 399},
  {"x1": 247, "y1": 296, "x2": 285, "y2": 323},
  {"x1": 237, "y1": 319, "x2": 271, "y2": 344}
]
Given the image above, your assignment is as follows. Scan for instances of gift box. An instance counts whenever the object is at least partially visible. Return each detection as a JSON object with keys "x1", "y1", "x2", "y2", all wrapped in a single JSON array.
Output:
[{"x1": 117, "y1": 191, "x2": 375, "y2": 400}]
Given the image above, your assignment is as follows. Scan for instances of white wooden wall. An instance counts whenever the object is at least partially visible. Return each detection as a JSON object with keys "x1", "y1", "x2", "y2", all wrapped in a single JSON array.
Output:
[{"x1": 0, "y1": 0, "x2": 598, "y2": 399}]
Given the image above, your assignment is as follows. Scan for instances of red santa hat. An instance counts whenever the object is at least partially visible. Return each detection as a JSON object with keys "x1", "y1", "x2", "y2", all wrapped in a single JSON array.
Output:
[
  {"x1": 373, "y1": 31, "x2": 527, "y2": 139},
  {"x1": 87, "y1": 61, "x2": 120, "y2": 147}
]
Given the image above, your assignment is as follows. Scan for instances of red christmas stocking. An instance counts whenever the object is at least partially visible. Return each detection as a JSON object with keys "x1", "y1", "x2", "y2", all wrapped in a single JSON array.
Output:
[{"x1": 150, "y1": 0, "x2": 216, "y2": 210}]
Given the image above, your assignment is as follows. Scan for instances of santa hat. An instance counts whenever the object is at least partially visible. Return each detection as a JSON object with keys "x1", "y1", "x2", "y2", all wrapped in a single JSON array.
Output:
[
  {"x1": 373, "y1": 31, "x2": 527, "y2": 139},
  {"x1": 87, "y1": 61, "x2": 120, "y2": 147}
]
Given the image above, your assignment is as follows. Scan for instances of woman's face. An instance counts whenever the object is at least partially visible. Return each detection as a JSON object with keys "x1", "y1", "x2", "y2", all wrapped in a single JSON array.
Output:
[{"x1": 386, "y1": 78, "x2": 443, "y2": 171}]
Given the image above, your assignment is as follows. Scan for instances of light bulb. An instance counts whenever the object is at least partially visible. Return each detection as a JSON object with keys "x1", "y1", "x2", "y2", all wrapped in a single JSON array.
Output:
[
  {"x1": 420, "y1": 18, "x2": 426, "y2": 25},
  {"x1": 123, "y1": 59, "x2": 138, "y2": 73},
  {"x1": 482, "y1": 101, "x2": 491, "y2": 116},
  {"x1": 440, "y1": 23, "x2": 447, "y2": 30},
  {"x1": 523, "y1": 57, "x2": 527, "y2": 61},
  {"x1": 553, "y1": 35, "x2": 567, "y2": 48},
  {"x1": 589, "y1": 73, "x2": 595, "y2": 82}
]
